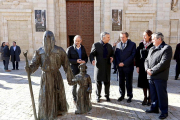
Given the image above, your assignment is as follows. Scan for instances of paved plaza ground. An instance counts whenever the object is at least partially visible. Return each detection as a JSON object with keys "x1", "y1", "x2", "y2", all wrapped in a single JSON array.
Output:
[{"x1": 0, "y1": 60, "x2": 180, "y2": 120}]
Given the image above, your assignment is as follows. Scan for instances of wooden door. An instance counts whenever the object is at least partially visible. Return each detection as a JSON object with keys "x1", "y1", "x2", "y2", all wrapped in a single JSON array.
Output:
[{"x1": 66, "y1": 1, "x2": 94, "y2": 55}]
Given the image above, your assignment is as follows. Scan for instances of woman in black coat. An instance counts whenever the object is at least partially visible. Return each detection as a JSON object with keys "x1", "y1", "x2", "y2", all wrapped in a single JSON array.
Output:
[
  {"x1": 135, "y1": 30, "x2": 153, "y2": 106},
  {"x1": 0, "y1": 42, "x2": 5, "y2": 69}
]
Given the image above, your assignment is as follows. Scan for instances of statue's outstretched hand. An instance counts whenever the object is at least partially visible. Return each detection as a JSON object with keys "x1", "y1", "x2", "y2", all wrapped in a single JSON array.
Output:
[
  {"x1": 68, "y1": 79, "x2": 77, "y2": 85},
  {"x1": 25, "y1": 66, "x2": 30, "y2": 73}
]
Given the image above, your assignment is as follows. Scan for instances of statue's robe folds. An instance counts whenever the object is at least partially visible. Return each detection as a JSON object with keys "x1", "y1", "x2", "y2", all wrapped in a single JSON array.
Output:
[
  {"x1": 75, "y1": 74, "x2": 92, "y2": 114},
  {"x1": 29, "y1": 45, "x2": 74, "y2": 120}
]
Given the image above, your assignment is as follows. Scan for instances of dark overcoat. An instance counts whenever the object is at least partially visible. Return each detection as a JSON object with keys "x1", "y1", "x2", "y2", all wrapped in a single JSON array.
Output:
[
  {"x1": 66, "y1": 44, "x2": 88, "y2": 75},
  {"x1": 0, "y1": 46, "x2": 5, "y2": 60},
  {"x1": 10, "y1": 45, "x2": 21, "y2": 62},
  {"x1": 135, "y1": 42, "x2": 153, "y2": 88},
  {"x1": 174, "y1": 43, "x2": 180, "y2": 63},
  {"x1": 89, "y1": 41, "x2": 114, "y2": 82},
  {"x1": 3, "y1": 45, "x2": 10, "y2": 57}
]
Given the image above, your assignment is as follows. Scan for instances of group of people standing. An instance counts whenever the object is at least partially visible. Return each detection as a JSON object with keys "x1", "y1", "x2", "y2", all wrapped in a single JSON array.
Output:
[
  {"x1": 0, "y1": 41, "x2": 21, "y2": 72},
  {"x1": 1, "y1": 30, "x2": 173, "y2": 119},
  {"x1": 67, "y1": 30, "x2": 172, "y2": 119}
]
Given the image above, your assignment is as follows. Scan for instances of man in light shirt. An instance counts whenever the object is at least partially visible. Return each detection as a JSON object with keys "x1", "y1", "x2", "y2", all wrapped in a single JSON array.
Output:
[{"x1": 10, "y1": 41, "x2": 21, "y2": 70}]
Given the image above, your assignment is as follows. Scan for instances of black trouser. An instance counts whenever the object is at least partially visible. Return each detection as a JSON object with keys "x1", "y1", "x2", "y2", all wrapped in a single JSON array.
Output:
[
  {"x1": 3, "y1": 60, "x2": 5, "y2": 69},
  {"x1": 12, "y1": 61, "x2": 19, "y2": 69},
  {"x1": 149, "y1": 79, "x2": 168, "y2": 114},
  {"x1": 175, "y1": 62, "x2": 180, "y2": 78},
  {"x1": 118, "y1": 69, "x2": 133, "y2": 98},
  {"x1": 113, "y1": 59, "x2": 117, "y2": 71},
  {"x1": 4, "y1": 57, "x2": 9, "y2": 70},
  {"x1": 12, "y1": 54, "x2": 19, "y2": 69},
  {"x1": 96, "y1": 81, "x2": 110, "y2": 98}
]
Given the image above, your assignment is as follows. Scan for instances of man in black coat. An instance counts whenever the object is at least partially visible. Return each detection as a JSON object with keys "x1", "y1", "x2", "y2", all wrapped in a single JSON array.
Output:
[
  {"x1": 173, "y1": 43, "x2": 180, "y2": 80},
  {"x1": 10, "y1": 41, "x2": 21, "y2": 70},
  {"x1": 89, "y1": 32, "x2": 114, "y2": 102},
  {"x1": 145, "y1": 32, "x2": 172, "y2": 119},
  {"x1": 115, "y1": 32, "x2": 136, "y2": 103},
  {"x1": 3, "y1": 42, "x2": 11, "y2": 72},
  {"x1": 66, "y1": 35, "x2": 88, "y2": 103}
]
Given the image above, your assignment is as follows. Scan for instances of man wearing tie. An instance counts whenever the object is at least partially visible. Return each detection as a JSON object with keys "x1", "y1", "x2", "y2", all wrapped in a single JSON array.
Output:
[
  {"x1": 10, "y1": 41, "x2": 21, "y2": 70},
  {"x1": 115, "y1": 32, "x2": 136, "y2": 103}
]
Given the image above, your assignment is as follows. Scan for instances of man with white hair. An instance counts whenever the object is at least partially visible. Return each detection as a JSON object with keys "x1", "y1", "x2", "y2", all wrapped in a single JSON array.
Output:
[
  {"x1": 66, "y1": 35, "x2": 88, "y2": 104},
  {"x1": 145, "y1": 32, "x2": 172, "y2": 119},
  {"x1": 89, "y1": 32, "x2": 114, "y2": 102}
]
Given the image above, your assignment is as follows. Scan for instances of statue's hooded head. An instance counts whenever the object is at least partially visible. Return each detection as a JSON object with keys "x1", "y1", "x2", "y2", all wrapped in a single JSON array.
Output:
[
  {"x1": 43, "y1": 30, "x2": 55, "y2": 55},
  {"x1": 78, "y1": 63, "x2": 87, "y2": 73}
]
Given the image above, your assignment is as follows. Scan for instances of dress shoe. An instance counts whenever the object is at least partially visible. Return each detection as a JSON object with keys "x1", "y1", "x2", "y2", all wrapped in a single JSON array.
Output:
[
  {"x1": 147, "y1": 97, "x2": 151, "y2": 106},
  {"x1": 113, "y1": 70, "x2": 117, "y2": 74},
  {"x1": 106, "y1": 97, "x2": 110, "y2": 102},
  {"x1": 96, "y1": 98, "x2": 100, "y2": 102},
  {"x1": 127, "y1": 97, "x2": 132, "y2": 103},
  {"x1": 117, "y1": 96, "x2": 124, "y2": 102},
  {"x1": 142, "y1": 101, "x2": 147, "y2": 105},
  {"x1": 5, "y1": 70, "x2": 11, "y2": 72},
  {"x1": 175, "y1": 77, "x2": 178, "y2": 80},
  {"x1": 159, "y1": 113, "x2": 168, "y2": 119},
  {"x1": 145, "y1": 109, "x2": 159, "y2": 113},
  {"x1": 16, "y1": 68, "x2": 19, "y2": 70},
  {"x1": 142, "y1": 97, "x2": 147, "y2": 105},
  {"x1": 147, "y1": 102, "x2": 151, "y2": 106},
  {"x1": 12, "y1": 69, "x2": 15, "y2": 70}
]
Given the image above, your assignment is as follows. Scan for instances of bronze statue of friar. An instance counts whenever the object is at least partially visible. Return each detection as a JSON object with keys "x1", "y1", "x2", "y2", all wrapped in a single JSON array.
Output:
[{"x1": 25, "y1": 30, "x2": 76, "y2": 120}]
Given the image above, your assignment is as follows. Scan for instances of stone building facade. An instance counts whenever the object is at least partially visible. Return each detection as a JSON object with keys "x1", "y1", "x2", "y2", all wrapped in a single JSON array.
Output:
[{"x1": 0, "y1": 0, "x2": 179, "y2": 59}]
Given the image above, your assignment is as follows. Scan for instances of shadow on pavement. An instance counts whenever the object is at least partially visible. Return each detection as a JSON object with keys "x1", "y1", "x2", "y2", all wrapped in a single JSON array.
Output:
[
  {"x1": 0, "y1": 73, "x2": 39, "y2": 86},
  {"x1": 0, "y1": 83, "x2": 12, "y2": 90}
]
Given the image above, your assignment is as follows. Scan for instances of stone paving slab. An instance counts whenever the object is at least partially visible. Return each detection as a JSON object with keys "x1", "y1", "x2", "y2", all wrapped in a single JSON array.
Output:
[{"x1": 0, "y1": 60, "x2": 180, "y2": 120}]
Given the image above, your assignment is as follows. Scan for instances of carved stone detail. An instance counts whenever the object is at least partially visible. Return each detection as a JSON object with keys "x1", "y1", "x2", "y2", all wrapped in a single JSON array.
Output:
[
  {"x1": 13, "y1": 1, "x2": 20, "y2": 5},
  {"x1": 6, "y1": 0, "x2": 26, "y2": 2},
  {"x1": 171, "y1": 0, "x2": 178, "y2": 12},
  {"x1": 129, "y1": 0, "x2": 149, "y2": 7}
]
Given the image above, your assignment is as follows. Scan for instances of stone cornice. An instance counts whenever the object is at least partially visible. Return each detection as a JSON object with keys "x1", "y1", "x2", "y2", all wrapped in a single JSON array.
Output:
[{"x1": 0, "y1": 9, "x2": 32, "y2": 12}]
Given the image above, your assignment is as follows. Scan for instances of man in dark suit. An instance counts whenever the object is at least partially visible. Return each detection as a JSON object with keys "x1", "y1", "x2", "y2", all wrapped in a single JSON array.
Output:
[
  {"x1": 10, "y1": 41, "x2": 21, "y2": 70},
  {"x1": 89, "y1": 32, "x2": 114, "y2": 102},
  {"x1": 66, "y1": 35, "x2": 88, "y2": 103},
  {"x1": 115, "y1": 32, "x2": 136, "y2": 103},
  {"x1": 3, "y1": 42, "x2": 11, "y2": 72},
  {"x1": 173, "y1": 43, "x2": 180, "y2": 80},
  {"x1": 145, "y1": 32, "x2": 172, "y2": 119}
]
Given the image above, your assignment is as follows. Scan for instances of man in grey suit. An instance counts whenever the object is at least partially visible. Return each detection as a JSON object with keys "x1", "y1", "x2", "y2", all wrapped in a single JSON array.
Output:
[
  {"x1": 145, "y1": 32, "x2": 172, "y2": 119},
  {"x1": 89, "y1": 32, "x2": 114, "y2": 102}
]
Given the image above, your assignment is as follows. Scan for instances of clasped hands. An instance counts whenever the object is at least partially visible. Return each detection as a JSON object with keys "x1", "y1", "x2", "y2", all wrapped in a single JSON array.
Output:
[
  {"x1": 119, "y1": 62, "x2": 124, "y2": 67},
  {"x1": 146, "y1": 69, "x2": 152, "y2": 76},
  {"x1": 77, "y1": 59, "x2": 86, "y2": 64}
]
